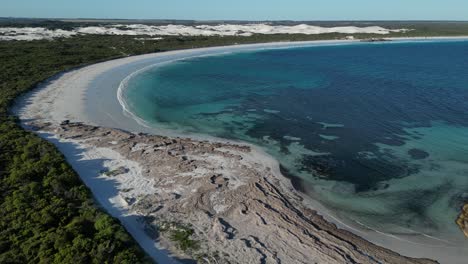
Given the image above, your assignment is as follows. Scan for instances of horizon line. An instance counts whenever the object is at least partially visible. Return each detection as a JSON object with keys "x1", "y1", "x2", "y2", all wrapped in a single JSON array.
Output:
[{"x1": 1, "y1": 16, "x2": 468, "y2": 23}]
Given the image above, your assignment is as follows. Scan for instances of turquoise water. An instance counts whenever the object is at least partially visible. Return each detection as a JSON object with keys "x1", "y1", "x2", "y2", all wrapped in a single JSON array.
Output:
[{"x1": 122, "y1": 41, "x2": 468, "y2": 241}]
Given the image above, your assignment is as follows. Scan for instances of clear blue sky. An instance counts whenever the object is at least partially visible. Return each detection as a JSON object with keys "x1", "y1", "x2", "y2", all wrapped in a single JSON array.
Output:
[{"x1": 1, "y1": 0, "x2": 467, "y2": 21}]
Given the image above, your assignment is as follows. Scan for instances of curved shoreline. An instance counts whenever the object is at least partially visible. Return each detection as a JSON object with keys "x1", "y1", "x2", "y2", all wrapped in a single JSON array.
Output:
[{"x1": 12, "y1": 37, "x2": 468, "y2": 263}]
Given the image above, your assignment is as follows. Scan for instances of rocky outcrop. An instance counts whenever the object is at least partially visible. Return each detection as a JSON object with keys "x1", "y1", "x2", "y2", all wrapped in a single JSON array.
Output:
[
  {"x1": 457, "y1": 204, "x2": 468, "y2": 238},
  {"x1": 36, "y1": 121, "x2": 437, "y2": 264}
]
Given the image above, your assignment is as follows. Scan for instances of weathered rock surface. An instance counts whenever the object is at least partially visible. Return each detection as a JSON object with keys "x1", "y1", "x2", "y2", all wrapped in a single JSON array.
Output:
[
  {"x1": 457, "y1": 204, "x2": 468, "y2": 238},
  {"x1": 38, "y1": 121, "x2": 437, "y2": 264}
]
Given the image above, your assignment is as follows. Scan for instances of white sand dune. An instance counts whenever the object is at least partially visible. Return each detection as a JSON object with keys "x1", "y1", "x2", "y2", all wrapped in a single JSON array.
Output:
[{"x1": 0, "y1": 24, "x2": 410, "y2": 40}]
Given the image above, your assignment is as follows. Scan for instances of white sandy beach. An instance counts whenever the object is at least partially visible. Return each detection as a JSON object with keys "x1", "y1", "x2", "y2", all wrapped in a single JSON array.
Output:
[{"x1": 12, "y1": 38, "x2": 468, "y2": 264}]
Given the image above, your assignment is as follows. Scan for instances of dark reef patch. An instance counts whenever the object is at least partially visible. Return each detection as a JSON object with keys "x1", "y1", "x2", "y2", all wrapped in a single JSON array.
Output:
[
  {"x1": 408, "y1": 148, "x2": 430, "y2": 160},
  {"x1": 279, "y1": 164, "x2": 306, "y2": 193}
]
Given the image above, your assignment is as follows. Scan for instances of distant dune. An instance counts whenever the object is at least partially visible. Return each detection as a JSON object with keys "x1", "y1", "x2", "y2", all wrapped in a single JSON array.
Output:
[{"x1": 0, "y1": 23, "x2": 409, "y2": 40}]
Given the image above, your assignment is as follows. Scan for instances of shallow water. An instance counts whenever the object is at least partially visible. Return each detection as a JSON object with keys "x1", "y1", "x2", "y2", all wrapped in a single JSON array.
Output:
[{"x1": 122, "y1": 40, "x2": 468, "y2": 243}]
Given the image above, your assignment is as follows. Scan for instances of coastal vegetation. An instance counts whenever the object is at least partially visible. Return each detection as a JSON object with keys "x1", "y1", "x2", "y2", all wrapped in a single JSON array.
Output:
[
  {"x1": 158, "y1": 221, "x2": 200, "y2": 252},
  {"x1": 0, "y1": 36, "x2": 164, "y2": 263},
  {"x1": 1, "y1": 20, "x2": 468, "y2": 263}
]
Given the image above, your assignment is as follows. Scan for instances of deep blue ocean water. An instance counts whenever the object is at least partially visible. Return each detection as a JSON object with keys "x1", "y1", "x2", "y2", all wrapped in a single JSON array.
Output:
[{"x1": 123, "y1": 40, "x2": 468, "y2": 240}]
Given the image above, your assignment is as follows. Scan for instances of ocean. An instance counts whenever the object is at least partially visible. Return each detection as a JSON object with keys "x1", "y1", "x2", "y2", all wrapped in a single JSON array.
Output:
[{"x1": 121, "y1": 40, "x2": 468, "y2": 243}]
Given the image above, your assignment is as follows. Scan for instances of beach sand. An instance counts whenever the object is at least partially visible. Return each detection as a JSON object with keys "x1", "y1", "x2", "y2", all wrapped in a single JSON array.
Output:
[{"x1": 12, "y1": 38, "x2": 468, "y2": 263}]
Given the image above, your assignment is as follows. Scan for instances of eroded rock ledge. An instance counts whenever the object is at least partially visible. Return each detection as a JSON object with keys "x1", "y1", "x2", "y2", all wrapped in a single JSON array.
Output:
[
  {"x1": 457, "y1": 204, "x2": 468, "y2": 238},
  {"x1": 33, "y1": 121, "x2": 437, "y2": 264}
]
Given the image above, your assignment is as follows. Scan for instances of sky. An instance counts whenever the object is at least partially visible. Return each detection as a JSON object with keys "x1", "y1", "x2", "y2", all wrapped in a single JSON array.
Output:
[{"x1": 0, "y1": 0, "x2": 467, "y2": 21}]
